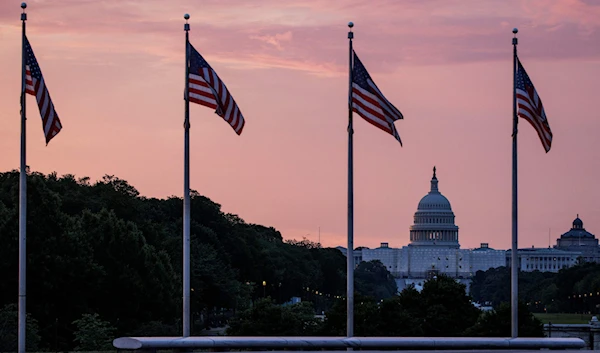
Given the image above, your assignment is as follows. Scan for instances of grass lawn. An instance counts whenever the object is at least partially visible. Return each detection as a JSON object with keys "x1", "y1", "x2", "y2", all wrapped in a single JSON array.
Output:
[{"x1": 533, "y1": 312, "x2": 595, "y2": 324}]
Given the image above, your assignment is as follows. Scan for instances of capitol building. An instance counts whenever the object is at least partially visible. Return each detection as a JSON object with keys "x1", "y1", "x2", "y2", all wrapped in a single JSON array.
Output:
[{"x1": 337, "y1": 167, "x2": 600, "y2": 291}]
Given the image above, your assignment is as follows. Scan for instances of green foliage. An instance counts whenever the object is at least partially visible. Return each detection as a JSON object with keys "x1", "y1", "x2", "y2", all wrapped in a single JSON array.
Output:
[
  {"x1": 533, "y1": 313, "x2": 591, "y2": 324},
  {"x1": 419, "y1": 275, "x2": 481, "y2": 336},
  {"x1": 72, "y1": 313, "x2": 116, "y2": 351},
  {"x1": 470, "y1": 263, "x2": 600, "y2": 315},
  {"x1": 6, "y1": 169, "x2": 599, "y2": 347},
  {"x1": 470, "y1": 267, "x2": 511, "y2": 307},
  {"x1": 554, "y1": 262, "x2": 600, "y2": 313},
  {"x1": 318, "y1": 262, "x2": 399, "y2": 336},
  {"x1": 0, "y1": 170, "x2": 346, "y2": 350},
  {"x1": 228, "y1": 275, "x2": 542, "y2": 338},
  {"x1": 0, "y1": 304, "x2": 41, "y2": 352},
  {"x1": 378, "y1": 286, "x2": 425, "y2": 336},
  {"x1": 355, "y1": 260, "x2": 398, "y2": 301},
  {"x1": 320, "y1": 294, "x2": 380, "y2": 336},
  {"x1": 127, "y1": 321, "x2": 179, "y2": 336},
  {"x1": 465, "y1": 301, "x2": 544, "y2": 337},
  {"x1": 227, "y1": 298, "x2": 322, "y2": 336},
  {"x1": 285, "y1": 237, "x2": 322, "y2": 249},
  {"x1": 322, "y1": 276, "x2": 480, "y2": 337}
]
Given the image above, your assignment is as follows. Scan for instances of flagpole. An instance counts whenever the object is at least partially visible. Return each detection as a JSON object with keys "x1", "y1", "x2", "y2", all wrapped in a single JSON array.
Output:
[
  {"x1": 183, "y1": 13, "x2": 191, "y2": 338},
  {"x1": 346, "y1": 21, "x2": 354, "y2": 340},
  {"x1": 18, "y1": 3, "x2": 28, "y2": 353},
  {"x1": 511, "y1": 27, "x2": 519, "y2": 339}
]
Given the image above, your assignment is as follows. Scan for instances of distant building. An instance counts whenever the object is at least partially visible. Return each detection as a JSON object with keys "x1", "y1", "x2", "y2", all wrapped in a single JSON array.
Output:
[
  {"x1": 506, "y1": 246, "x2": 581, "y2": 273},
  {"x1": 338, "y1": 167, "x2": 505, "y2": 291},
  {"x1": 505, "y1": 215, "x2": 600, "y2": 272},
  {"x1": 336, "y1": 167, "x2": 599, "y2": 289},
  {"x1": 335, "y1": 246, "x2": 363, "y2": 267},
  {"x1": 555, "y1": 215, "x2": 600, "y2": 263}
]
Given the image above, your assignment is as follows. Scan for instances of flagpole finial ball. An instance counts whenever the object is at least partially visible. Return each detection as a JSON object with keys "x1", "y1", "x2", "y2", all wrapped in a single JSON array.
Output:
[
  {"x1": 184, "y1": 14, "x2": 190, "y2": 20},
  {"x1": 21, "y1": 2, "x2": 27, "y2": 9},
  {"x1": 348, "y1": 22, "x2": 354, "y2": 28},
  {"x1": 512, "y1": 28, "x2": 518, "y2": 34}
]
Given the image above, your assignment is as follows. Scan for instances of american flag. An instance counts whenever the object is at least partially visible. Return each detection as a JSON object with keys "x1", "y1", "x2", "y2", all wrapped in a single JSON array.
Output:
[
  {"x1": 24, "y1": 36, "x2": 62, "y2": 144},
  {"x1": 351, "y1": 50, "x2": 403, "y2": 145},
  {"x1": 187, "y1": 43, "x2": 245, "y2": 135},
  {"x1": 516, "y1": 58, "x2": 552, "y2": 152}
]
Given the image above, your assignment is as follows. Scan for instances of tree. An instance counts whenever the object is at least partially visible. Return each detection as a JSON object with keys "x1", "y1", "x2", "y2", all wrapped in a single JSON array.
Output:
[
  {"x1": 470, "y1": 266, "x2": 557, "y2": 312},
  {"x1": 227, "y1": 298, "x2": 322, "y2": 336},
  {"x1": 378, "y1": 285, "x2": 425, "y2": 336},
  {"x1": 419, "y1": 275, "x2": 481, "y2": 336},
  {"x1": 72, "y1": 313, "x2": 116, "y2": 351},
  {"x1": 355, "y1": 260, "x2": 398, "y2": 301},
  {"x1": 554, "y1": 262, "x2": 600, "y2": 313},
  {"x1": 321, "y1": 295, "x2": 380, "y2": 336},
  {"x1": 465, "y1": 301, "x2": 544, "y2": 337},
  {"x1": 76, "y1": 208, "x2": 178, "y2": 333},
  {"x1": 0, "y1": 170, "x2": 348, "y2": 349},
  {"x1": 285, "y1": 237, "x2": 322, "y2": 249},
  {"x1": 0, "y1": 304, "x2": 41, "y2": 352},
  {"x1": 127, "y1": 321, "x2": 178, "y2": 337},
  {"x1": 470, "y1": 267, "x2": 511, "y2": 307}
]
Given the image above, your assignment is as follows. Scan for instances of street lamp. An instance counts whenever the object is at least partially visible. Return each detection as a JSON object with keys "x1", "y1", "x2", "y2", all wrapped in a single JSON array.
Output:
[{"x1": 262, "y1": 281, "x2": 266, "y2": 297}]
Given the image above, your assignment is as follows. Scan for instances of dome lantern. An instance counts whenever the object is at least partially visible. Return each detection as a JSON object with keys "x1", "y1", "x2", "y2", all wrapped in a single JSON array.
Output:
[{"x1": 573, "y1": 214, "x2": 583, "y2": 229}]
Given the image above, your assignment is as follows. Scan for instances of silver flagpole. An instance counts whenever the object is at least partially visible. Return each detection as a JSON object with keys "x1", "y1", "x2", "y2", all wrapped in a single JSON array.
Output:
[
  {"x1": 18, "y1": 3, "x2": 28, "y2": 353},
  {"x1": 511, "y1": 27, "x2": 519, "y2": 339},
  {"x1": 183, "y1": 13, "x2": 191, "y2": 338},
  {"x1": 346, "y1": 21, "x2": 354, "y2": 340}
]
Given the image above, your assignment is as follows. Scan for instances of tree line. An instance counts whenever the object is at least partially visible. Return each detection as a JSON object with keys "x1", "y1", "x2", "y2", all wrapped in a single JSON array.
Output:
[
  {"x1": 0, "y1": 170, "x2": 348, "y2": 351},
  {"x1": 0, "y1": 170, "x2": 547, "y2": 351},
  {"x1": 470, "y1": 262, "x2": 600, "y2": 314},
  {"x1": 228, "y1": 274, "x2": 544, "y2": 338}
]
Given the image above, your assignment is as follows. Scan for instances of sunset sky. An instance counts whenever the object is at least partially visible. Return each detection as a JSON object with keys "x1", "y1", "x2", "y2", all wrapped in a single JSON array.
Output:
[{"x1": 1, "y1": 0, "x2": 599, "y2": 251}]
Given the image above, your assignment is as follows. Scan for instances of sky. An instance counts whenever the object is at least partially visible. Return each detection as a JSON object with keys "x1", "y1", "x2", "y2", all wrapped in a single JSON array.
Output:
[{"x1": 1, "y1": 0, "x2": 599, "y2": 251}]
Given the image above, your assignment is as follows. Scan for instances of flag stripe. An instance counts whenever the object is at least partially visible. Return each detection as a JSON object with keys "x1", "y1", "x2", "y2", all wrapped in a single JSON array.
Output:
[
  {"x1": 515, "y1": 58, "x2": 552, "y2": 153},
  {"x1": 369, "y1": 81, "x2": 403, "y2": 122},
  {"x1": 516, "y1": 93, "x2": 552, "y2": 139},
  {"x1": 352, "y1": 84, "x2": 381, "y2": 109},
  {"x1": 517, "y1": 91, "x2": 552, "y2": 136},
  {"x1": 23, "y1": 37, "x2": 62, "y2": 145},
  {"x1": 351, "y1": 50, "x2": 403, "y2": 145},
  {"x1": 352, "y1": 85, "x2": 386, "y2": 120},
  {"x1": 353, "y1": 105, "x2": 392, "y2": 133},
  {"x1": 187, "y1": 43, "x2": 245, "y2": 135}
]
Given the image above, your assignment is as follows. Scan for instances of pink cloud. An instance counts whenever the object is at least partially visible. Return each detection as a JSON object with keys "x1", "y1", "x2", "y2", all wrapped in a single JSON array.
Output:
[
  {"x1": 2, "y1": 0, "x2": 599, "y2": 79},
  {"x1": 251, "y1": 31, "x2": 293, "y2": 51},
  {"x1": 1, "y1": 0, "x2": 600, "y2": 252}
]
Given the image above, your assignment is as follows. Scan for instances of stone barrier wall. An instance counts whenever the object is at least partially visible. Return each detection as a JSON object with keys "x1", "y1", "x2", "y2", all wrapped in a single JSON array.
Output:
[{"x1": 544, "y1": 316, "x2": 600, "y2": 350}]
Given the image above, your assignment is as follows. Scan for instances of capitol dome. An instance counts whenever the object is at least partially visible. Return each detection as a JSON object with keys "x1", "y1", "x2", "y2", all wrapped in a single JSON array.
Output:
[
  {"x1": 409, "y1": 167, "x2": 459, "y2": 248},
  {"x1": 417, "y1": 184, "x2": 452, "y2": 211}
]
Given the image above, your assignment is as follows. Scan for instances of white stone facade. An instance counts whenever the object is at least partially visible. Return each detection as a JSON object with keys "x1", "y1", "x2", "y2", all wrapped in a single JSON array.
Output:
[
  {"x1": 361, "y1": 243, "x2": 505, "y2": 279},
  {"x1": 360, "y1": 168, "x2": 505, "y2": 280},
  {"x1": 336, "y1": 167, "x2": 590, "y2": 283},
  {"x1": 506, "y1": 247, "x2": 581, "y2": 273}
]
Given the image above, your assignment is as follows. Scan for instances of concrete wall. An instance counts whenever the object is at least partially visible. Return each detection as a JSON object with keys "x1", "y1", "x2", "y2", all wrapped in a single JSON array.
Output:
[{"x1": 544, "y1": 317, "x2": 600, "y2": 350}]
